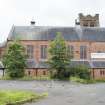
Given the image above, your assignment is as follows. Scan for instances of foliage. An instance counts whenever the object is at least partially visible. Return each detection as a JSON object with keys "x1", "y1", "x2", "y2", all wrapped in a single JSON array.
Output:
[
  {"x1": 19, "y1": 76, "x2": 51, "y2": 81},
  {"x1": 3, "y1": 40, "x2": 26, "y2": 78},
  {"x1": 70, "y1": 76, "x2": 95, "y2": 84},
  {"x1": 70, "y1": 65, "x2": 90, "y2": 79},
  {"x1": 0, "y1": 75, "x2": 51, "y2": 81},
  {"x1": 0, "y1": 90, "x2": 47, "y2": 105},
  {"x1": 48, "y1": 32, "x2": 71, "y2": 79}
]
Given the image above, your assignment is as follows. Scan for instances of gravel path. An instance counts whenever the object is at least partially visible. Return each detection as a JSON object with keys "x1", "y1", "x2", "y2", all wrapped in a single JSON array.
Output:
[{"x1": 0, "y1": 80, "x2": 105, "y2": 105}]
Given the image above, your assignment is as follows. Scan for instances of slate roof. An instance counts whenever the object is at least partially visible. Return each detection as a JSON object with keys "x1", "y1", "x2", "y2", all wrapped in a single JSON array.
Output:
[
  {"x1": 71, "y1": 60, "x2": 105, "y2": 69},
  {"x1": 26, "y1": 59, "x2": 36, "y2": 68},
  {"x1": 91, "y1": 61, "x2": 105, "y2": 68},
  {"x1": 8, "y1": 26, "x2": 105, "y2": 42},
  {"x1": 26, "y1": 59, "x2": 105, "y2": 69},
  {"x1": 26, "y1": 59, "x2": 49, "y2": 69},
  {"x1": 70, "y1": 60, "x2": 91, "y2": 68}
]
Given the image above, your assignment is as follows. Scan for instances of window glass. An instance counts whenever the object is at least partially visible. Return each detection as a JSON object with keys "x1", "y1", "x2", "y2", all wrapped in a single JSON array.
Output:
[
  {"x1": 27, "y1": 45, "x2": 34, "y2": 59},
  {"x1": 41, "y1": 45, "x2": 47, "y2": 59},
  {"x1": 80, "y1": 45, "x2": 87, "y2": 59}
]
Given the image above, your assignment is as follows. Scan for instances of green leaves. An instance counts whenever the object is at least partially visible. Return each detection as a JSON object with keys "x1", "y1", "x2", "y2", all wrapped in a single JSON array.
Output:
[
  {"x1": 48, "y1": 32, "x2": 71, "y2": 79},
  {"x1": 3, "y1": 40, "x2": 26, "y2": 78}
]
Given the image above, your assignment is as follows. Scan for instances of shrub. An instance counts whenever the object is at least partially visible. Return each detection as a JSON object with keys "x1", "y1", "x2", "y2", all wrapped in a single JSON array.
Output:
[{"x1": 69, "y1": 65, "x2": 91, "y2": 80}]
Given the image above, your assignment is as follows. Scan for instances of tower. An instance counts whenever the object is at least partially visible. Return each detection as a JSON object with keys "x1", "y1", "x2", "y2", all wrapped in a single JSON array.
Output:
[{"x1": 75, "y1": 13, "x2": 100, "y2": 27}]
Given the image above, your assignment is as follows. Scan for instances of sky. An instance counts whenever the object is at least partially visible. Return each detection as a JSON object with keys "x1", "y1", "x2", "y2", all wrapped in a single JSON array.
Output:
[{"x1": 0, "y1": 0, "x2": 105, "y2": 43}]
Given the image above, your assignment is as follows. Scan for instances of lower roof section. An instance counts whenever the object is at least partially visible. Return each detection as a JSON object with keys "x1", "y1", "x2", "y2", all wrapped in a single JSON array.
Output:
[
  {"x1": 1, "y1": 59, "x2": 105, "y2": 69},
  {"x1": 26, "y1": 59, "x2": 105, "y2": 69}
]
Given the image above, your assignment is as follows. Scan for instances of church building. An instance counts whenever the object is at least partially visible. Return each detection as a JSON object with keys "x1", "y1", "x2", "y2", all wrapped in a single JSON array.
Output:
[{"x1": 1, "y1": 13, "x2": 105, "y2": 79}]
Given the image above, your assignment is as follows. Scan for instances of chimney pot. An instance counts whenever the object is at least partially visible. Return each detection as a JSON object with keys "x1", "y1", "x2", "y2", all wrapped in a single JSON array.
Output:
[{"x1": 30, "y1": 20, "x2": 35, "y2": 26}]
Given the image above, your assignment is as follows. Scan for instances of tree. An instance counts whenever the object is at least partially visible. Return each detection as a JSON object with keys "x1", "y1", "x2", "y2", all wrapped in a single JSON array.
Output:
[
  {"x1": 48, "y1": 32, "x2": 71, "y2": 79},
  {"x1": 3, "y1": 40, "x2": 26, "y2": 78}
]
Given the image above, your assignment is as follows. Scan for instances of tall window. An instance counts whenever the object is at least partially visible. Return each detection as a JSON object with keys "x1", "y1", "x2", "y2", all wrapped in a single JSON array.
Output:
[
  {"x1": 27, "y1": 45, "x2": 34, "y2": 59},
  {"x1": 80, "y1": 45, "x2": 87, "y2": 59},
  {"x1": 68, "y1": 45, "x2": 74, "y2": 59},
  {"x1": 41, "y1": 45, "x2": 47, "y2": 59}
]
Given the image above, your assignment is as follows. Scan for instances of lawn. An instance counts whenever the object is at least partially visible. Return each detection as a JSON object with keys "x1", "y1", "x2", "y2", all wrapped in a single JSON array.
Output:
[
  {"x1": 1, "y1": 75, "x2": 51, "y2": 81},
  {"x1": 0, "y1": 90, "x2": 47, "y2": 105}
]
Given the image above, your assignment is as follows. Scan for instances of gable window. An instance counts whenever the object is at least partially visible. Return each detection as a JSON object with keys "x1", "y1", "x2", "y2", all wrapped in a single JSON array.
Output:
[
  {"x1": 41, "y1": 45, "x2": 47, "y2": 59},
  {"x1": 80, "y1": 45, "x2": 87, "y2": 59},
  {"x1": 27, "y1": 45, "x2": 34, "y2": 59},
  {"x1": 68, "y1": 45, "x2": 74, "y2": 59},
  {"x1": 28, "y1": 71, "x2": 31, "y2": 76}
]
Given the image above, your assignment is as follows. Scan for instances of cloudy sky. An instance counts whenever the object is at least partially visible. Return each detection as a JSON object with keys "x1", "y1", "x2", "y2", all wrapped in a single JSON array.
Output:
[{"x1": 0, "y1": 0, "x2": 105, "y2": 42}]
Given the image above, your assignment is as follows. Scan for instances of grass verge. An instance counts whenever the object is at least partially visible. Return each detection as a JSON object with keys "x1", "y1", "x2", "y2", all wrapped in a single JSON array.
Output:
[
  {"x1": 0, "y1": 90, "x2": 48, "y2": 105},
  {"x1": 0, "y1": 76, "x2": 51, "y2": 81},
  {"x1": 70, "y1": 76, "x2": 96, "y2": 84}
]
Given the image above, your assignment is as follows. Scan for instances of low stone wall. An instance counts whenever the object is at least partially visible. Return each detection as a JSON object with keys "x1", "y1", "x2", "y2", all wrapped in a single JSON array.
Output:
[
  {"x1": 25, "y1": 68, "x2": 49, "y2": 77},
  {"x1": 91, "y1": 68, "x2": 105, "y2": 80}
]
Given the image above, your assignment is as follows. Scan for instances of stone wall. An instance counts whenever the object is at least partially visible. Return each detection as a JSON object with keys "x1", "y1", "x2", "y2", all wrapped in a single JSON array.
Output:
[
  {"x1": 4, "y1": 40, "x2": 105, "y2": 79},
  {"x1": 91, "y1": 68, "x2": 105, "y2": 80},
  {"x1": 25, "y1": 68, "x2": 49, "y2": 77},
  {"x1": 78, "y1": 13, "x2": 99, "y2": 27},
  {"x1": 20, "y1": 40, "x2": 105, "y2": 60}
]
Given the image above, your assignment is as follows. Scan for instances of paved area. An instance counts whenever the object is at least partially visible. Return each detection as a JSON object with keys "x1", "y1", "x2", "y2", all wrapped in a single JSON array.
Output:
[{"x1": 0, "y1": 80, "x2": 105, "y2": 105}]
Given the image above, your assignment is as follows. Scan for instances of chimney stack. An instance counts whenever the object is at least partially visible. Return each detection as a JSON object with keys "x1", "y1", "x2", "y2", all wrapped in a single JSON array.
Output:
[{"x1": 30, "y1": 19, "x2": 35, "y2": 26}]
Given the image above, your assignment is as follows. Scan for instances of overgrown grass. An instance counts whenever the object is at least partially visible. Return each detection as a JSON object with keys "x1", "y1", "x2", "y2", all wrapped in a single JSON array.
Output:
[
  {"x1": 0, "y1": 75, "x2": 51, "y2": 81},
  {"x1": 70, "y1": 76, "x2": 105, "y2": 84},
  {"x1": 70, "y1": 76, "x2": 96, "y2": 84},
  {"x1": 20, "y1": 76, "x2": 51, "y2": 81},
  {"x1": 0, "y1": 90, "x2": 48, "y2": 105}
]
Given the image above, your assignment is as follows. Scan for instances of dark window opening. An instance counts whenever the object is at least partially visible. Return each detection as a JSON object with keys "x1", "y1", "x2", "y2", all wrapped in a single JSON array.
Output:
[
  {"x1": 43, "y1": 71, "x2": 46, "y2": 75},
  {"x1": 28, "y1": 71, "x2": 31, "y2": 76}
]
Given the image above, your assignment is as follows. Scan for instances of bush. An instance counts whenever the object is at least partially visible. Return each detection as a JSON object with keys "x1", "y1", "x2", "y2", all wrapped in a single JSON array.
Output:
[
  {"x1": 50, "y1": 69, "x2": 70, "y2": 80},
  {"x1": 69, "y1": 65, "x2": 91, "y2": 80},
  {"x1": 70, "y1": 76, "x2": 95, "y2": 84}
]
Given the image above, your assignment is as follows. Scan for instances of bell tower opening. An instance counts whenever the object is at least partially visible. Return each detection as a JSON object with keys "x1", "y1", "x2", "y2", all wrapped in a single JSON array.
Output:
[{"x1": 75, "y1": 13, "x2": 100, "y2": 27}]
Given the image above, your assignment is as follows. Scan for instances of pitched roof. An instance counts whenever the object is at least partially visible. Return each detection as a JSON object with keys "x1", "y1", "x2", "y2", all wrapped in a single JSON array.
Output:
[
  {"x1": 26, "y1": 59, "x2": 105, "y2": 69},
  {"x1": 70, "y1": 60, "x2": 91, "y2": 68},
  {"x1": 90, "y1": 60, "x2": 105, "y2": 68},
  {"x1": 26, "y1": 60, "x2": 49, "y2": 69},
  {"x1": 8, "y1": 26, "x2": 105, "y2": 42}
]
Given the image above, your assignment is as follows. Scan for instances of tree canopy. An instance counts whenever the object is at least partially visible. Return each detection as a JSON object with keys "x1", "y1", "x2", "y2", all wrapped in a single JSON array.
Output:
[
  {"x1": 48, "y1": 32, "x2": 71, "y2": 79},
  {"x1": 3, "y1": 40, "x2": 26, "y2": 78}
]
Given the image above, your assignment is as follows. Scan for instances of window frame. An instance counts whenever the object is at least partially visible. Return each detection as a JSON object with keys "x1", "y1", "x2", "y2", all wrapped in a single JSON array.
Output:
[
  {"x1": 26, "y1": 45, "x2": 34, "y2": 59},
  {"x1": 80, "y1": 45, "x2": 87, "y2": 59},
  {"x1": 40, "y1": 45, "x2": 48, "y2": 60}
]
